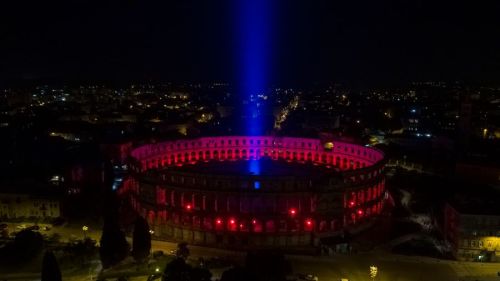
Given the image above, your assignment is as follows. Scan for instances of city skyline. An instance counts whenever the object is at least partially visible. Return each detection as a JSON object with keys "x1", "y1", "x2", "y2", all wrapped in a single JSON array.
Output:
[{"x1": 0, "y1": 1, "x2": 499, "y2": 281}]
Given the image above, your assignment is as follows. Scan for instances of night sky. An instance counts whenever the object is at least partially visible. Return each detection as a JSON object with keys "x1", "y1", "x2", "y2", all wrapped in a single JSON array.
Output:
[{"x1": 1, "y1": 1, "x2": 500, "y2": 87}]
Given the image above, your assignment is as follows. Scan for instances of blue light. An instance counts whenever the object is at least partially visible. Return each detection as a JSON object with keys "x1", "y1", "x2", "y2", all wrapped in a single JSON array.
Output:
[
  {"x1": 235, "y1": 0, "x2": 274, "y2": 174},
  {"x1": 237, "y1": 0, "x2": 272, "y2": 136},
  {"x1": 254, "y1": 181, "x2": 261, "y2": 190},
  {"x1": 248, "y1": 159, "x2": 261, "y2": 175},
  {"x1": 111, "y1": 177, "x2": 123, "y2": 190}
]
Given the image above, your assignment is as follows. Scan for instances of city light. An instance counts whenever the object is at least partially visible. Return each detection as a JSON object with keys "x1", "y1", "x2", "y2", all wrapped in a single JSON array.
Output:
[
  {"x1": 82, "y1": 225, "x2": 89, "y2": 239},
  {"x1": 369, "y1": 265, "x2": 378, "y2": 281},
  {"x1": 1, "y1": 1, "x2": 496, "y2": 279}
]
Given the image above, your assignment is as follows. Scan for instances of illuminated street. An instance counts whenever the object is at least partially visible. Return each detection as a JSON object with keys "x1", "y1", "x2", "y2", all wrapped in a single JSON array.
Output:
[{"x1": 2, "y1": 222, "x2": 500, "y2": 280}]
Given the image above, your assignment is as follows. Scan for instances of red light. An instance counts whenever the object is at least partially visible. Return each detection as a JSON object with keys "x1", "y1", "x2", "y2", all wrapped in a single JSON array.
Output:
[
  {"x1": 239, "y1": 224, "x2": 244, "y2": 228},
  {"x1": 289, "y1": 208, "x2": 297, "y2": 215},
  {"x1": 349, "y1": 201, "x2": 355, "y2": 207},
  {"x1": 357, "y1": 209, "x2": 363, "y2": 215},
  {"x1": 252, "y1": 219, "x2": 257, "y2": 224},
  {"x1": 185, "y1": 204, "x2": 192, "y2": 210},
  {"x1": 306, "y1": 219, "x2": 312, "y2": 226},
  {"x1": 230, "y1": 219, "x2": 235, "y2": 224},
  {"x1": 216, "y1": 219, "x2": 222, "y2": 225}
]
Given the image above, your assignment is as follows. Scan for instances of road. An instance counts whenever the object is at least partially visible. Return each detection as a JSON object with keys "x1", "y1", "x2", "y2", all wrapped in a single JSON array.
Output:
[
  {"x1": 145, "y1": 240, "x2": 500, "y2": 281},
  {"x1": 2, "y1": 223, "x2": 500, "y2": 281}
]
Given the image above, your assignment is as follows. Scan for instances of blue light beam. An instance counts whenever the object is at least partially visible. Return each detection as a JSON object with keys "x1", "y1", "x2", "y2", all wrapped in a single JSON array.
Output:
[
  {"x1": 237, "y1": 0, "x2": 273, "y2": 136},
  {"x1": 235, "y1": 0, "x2": 275, "y2": 176}
]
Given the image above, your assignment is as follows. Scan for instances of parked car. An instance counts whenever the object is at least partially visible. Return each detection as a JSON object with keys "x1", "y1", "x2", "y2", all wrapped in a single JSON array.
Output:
[
  {"x1": 297, "y1": 273, "x2": 319, "y2": 281},
  {"x1": 205, "y1": 257, "x2": 233, "y2": 269},
  {"x1": 26, "y1": 225, "x2": 40, "y2": 231},
  {"x1": 152, "y1": 250, "x2": 164, "y2": 258}
]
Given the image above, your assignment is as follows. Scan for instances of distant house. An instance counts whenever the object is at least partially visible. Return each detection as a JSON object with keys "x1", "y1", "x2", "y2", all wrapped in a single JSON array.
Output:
[
  {"x1": 444, "y1": 189, "x2": 500, "y2": 262},
  {"x1": 0, "y1": 193, "x2": 60, "y2": 220}
]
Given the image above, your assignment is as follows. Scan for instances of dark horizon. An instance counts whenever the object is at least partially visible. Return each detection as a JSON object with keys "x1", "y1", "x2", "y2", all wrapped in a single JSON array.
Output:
[{"x1": 1, "y1": 1, "x2": 500, "y2": 88}]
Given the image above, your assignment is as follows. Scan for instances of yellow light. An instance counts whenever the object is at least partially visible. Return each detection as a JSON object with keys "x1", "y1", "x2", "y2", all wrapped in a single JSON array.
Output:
[
  {"x1": 82, "y1": 226, "x2": 88, "y2": 231},
  {"x1": 370, "y1": 265, "x2": 378, "y2": 279},
  {"x1": 324, "y1": 142, "x2": 334, "y2": 150}
]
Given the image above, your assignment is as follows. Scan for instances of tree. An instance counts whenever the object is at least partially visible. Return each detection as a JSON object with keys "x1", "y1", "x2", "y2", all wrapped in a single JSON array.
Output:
[
  {"x1": 175, "y1": 242, "x2": 190, "y2": 260},
  {"x1": 70, "y1": 238, "x2": 98, "y2": 266},
  {"x1": 132, "y1": 216, "x2": 151, "y2": 263},
  {"x1": 220, "y1": 266, "x2": 255, "y2": 281},
  {"x1": 191, "y1": 267, "x2": 212, "y2": 281},
  {"x1": 162, "y1": 257, "x2": 192, "y2": 281},
  {"x1": 245, "y1": 250, "x2": 291, "y2": 281},
  {"x1": 99, "y1": 215, "x2": 130, "y2": 268},
  {"x1": 41, "y1": 251, "x2": 62, "y2": 281},
  {"x1": 14, "y1": 229, "x2": 44, "y2": 261}
]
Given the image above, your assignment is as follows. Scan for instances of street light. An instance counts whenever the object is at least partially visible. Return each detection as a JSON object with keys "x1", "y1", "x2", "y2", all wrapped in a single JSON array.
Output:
[
  {"x1": 82, "y1": 225, "x2": 89, "y2": 239},
  {"x1": 369, "y1": 265, "x2": 378, "y2": 281}
]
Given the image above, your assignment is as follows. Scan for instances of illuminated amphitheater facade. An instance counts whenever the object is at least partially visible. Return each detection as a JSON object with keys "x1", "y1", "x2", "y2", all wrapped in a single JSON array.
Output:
[{"x1": 123, "y1": 136, "x2": 386, "y2": 248}]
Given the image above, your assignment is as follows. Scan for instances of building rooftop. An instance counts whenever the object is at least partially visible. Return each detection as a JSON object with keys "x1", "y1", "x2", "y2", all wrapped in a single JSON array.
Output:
[
  {"x1": 0, "y1": 179, "x2": 62, "y2": 198},
  {"x1": 449, "y1": 185, "x2": 500, "y2": 216}
]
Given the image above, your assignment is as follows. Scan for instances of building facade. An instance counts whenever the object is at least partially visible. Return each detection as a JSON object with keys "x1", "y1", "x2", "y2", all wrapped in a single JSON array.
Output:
[
  {"x1": 444, "y1": 203, "x2": 500, "y2": 261},
  {"x1": 0, "y1": 193, "x2": 61, "y2": 220},
  {"x1": 123, "y1": 136, "x2": 386, "y2": 249}
]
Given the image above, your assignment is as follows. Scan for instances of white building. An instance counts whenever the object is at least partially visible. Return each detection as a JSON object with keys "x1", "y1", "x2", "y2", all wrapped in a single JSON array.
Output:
[{"x1": 0, "y1": 193, "x2": 60, "y2": 219}]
